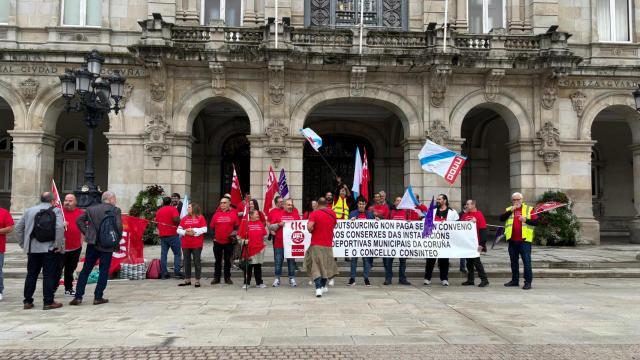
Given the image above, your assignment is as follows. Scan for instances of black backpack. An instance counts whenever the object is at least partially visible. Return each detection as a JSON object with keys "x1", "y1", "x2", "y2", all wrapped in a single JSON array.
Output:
[
  {"x1": 97, "y1": 209, "x2": 121, "y2": 250},
  {"x1": 31, "y1": 206, "x2": 57, "y2": 243}
]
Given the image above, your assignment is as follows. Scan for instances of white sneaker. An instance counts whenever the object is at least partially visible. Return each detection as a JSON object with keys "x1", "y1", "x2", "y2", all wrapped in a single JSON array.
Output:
[
  {"x1": 289, "y1": 278, "x2": 297, "y2": 287},
  {"x1": 328, "y1": 278, "x2": 335, "y2": 287},
  {"x1": 423, "y1": 279, "x2": 431, "y2": 285},
  {"x1": 441, "y1": 280, "x2": 449, "y2": 286},
  {"x1": 242, "y1": 284, "x2": 249, "y2": 290},
  {"x1": 0, "y1": 293, "x2": 3, "y2": 301},
  {"x1": 321, "y1": 286, "x2": 329, "y2": 294},
  {"x1": 315, "y1": 289, "x2": 323, "y2": 298},
  {"x1": 272, "y1": 278, "x2": 280, "y2": 287},
  {"x1": 257, "y1": 284, "x2": 267, "y2": 288}
]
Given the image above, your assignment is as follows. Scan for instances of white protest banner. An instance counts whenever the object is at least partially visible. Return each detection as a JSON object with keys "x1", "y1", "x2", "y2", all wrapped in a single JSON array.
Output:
[{"x1": 283, "y1": 220, "x2": 479, "y2": 259}]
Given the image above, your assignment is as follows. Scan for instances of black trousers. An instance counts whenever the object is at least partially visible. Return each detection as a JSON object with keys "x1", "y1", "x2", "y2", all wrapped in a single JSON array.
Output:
[
  {"x1": 183, "y1": 248, "x2": 202, "y2": 280},
  {"x1": 24, "y1": 251, "x2": 58, "y2": 305},
  {"x1": 55, "y1": 248, "x2": 82, "y2": 292},
  {"x1": 213, "y1": 242, "x2": 234, "y2": 280},
  {"x1": 424, "y1": 258, "x2": 449, "y2": 281},
  {"x1": 465, "y1": 257, "x2": 488, "y2": 282},
  {"x1": 243, "y1": 264, "x2": 263, "y2": 285}
]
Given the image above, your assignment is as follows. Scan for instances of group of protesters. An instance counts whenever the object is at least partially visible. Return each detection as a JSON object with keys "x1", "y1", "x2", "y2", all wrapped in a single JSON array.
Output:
[{"x1": 0, "y1": 179, "x2": 538, "y2": 307}]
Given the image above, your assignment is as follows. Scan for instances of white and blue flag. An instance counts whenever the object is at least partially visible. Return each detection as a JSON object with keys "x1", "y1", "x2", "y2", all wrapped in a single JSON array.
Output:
[
  {"x1": 180, "y1": 193, "x2": 189, "y2": 219},
  {"x1": 418, "y1": 140, "x2": 467, "y2": 184},
  {"x1": 351, "y1": 147, "x2": 362, "y2": 200},
  {"x1": 299, "y1": 128, "x2": 323, "y2": 152},
  {"x1": 396, "y1": 185, "x2": 422, "y2": 213}
]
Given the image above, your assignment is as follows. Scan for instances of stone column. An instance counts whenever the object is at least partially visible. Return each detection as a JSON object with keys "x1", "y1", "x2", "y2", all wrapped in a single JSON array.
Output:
[
  {"x1": 558, "y1": 140, "x2": 600, "y2": 245},
  {"x1": 402, "y1": 137, "x2": 424, "y2": 192},
  {"x1": 244, "y1": 0, "x2": 257, "y2": 25},
  {"x1": 177, "y1": 0, "x2": 199, "y2": 25},
  {"x1": 629, "y1": 144, "x2": 640, "y2": 243},
  {"x1": 247, "y1": 134, "x2": 268, "y2": 208},
  {"x1": 8, "y1": 130, "x2": 57, "y2": 215},
  {"x1": 286, "y1": 136, "x2": 305, "y2": 209},
  {"x1": 508, "y1": 0, "x2": 525, "y2": 33},
  {"x1": 169, "y1": 133, "x2": 193, "y2": 200},
  {"x1": 256, "y1": 0, "x2": 265, "y2": 23},
  {"x1": 506, "y1": 140, "x2": 537, "y2": 202},
  {"x1": 454, "y1": 0, "x2": 468, "y2": 32},
  {"x1": 105, "y1": 133, "x2": 145, "y2": 213}
]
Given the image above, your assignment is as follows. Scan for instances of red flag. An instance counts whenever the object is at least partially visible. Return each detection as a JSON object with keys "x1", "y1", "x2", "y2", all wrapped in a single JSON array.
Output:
[
  {"x1": 361, "y1": 148, "x2": 370, "y2": 202},
  {"x1": 263, "y1": 166, "x2": 278, "y2": 214},
  {"x1": 231, "y1": 164, "x2": 242, "y2": 208},
  {"x1": 533, "y1": 201, "x2": 567, "y2": 215},
  {"x1": 51, "y1": 179, "x2": 66, "y2": 226},
  {"x1": 109, "y1": 215, "x2": 149, "y2": 274}
]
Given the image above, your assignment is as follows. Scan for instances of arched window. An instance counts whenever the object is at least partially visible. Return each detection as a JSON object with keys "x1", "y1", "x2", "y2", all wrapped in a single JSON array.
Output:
[
  {"x1": 61, "y1": 138, "x2": 87, "y2": 193},
  {"x1": 0, "y1": 137, "x2": 12, "y2": 192}
]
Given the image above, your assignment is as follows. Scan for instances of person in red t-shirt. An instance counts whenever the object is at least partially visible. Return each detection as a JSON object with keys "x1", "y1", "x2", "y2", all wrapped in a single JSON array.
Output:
[
  {"x1": 54, "y1": 194, "x2": 84, "y2": 296},
  {"x1": 0, "y1": 205, "x2": 15, "y2": 300},
  {"x1": 155, "y1": 197, "x2": 182, "y2": 280},
  {"x1": 210, "y1": 197, "x2": 240, "y2": 284},
  {"x1": 460, "y1": 199, "x2": 489, "y2": 287},
  {"x1": 383, "y1": 196, "x2": 419, "y2": 286},
  {"x1": 177, "y1": 203, "x2": 207, "y2": 287},
  {"x1": 268, "y1": 198, "x2": 300, "y2": 287},
  {"x1": 305, "y1": 197, "x2": 339, "y2": 298},
  {"x1": 369, "y1": 192, "x2": 390, "y2": 220},
  {"x1": 238, "y1": 209, "x2": 268, "y2": 288}
]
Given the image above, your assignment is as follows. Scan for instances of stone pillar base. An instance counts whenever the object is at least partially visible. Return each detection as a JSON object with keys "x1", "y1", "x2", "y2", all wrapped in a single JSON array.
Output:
[
  {"x1": 578, "y1": 217, "x2": 600, "y2": 245},
  {"x1": 629, "y1": 218, "x2": 640, "y2": 244}
]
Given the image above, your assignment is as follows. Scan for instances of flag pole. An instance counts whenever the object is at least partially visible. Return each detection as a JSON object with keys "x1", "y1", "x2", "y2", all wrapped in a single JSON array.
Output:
[
  {"x1": 275, "y1": 0, "x2": 278, "y2": 49},
  {"x1": 443, "y1": 0, "x2": 449, "y2": 52},
  {"x1": 358, "y1": 0, "x2": 364, "y2": 55}
]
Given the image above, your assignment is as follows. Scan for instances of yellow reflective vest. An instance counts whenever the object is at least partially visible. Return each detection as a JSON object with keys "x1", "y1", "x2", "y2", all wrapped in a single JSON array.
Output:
[
  {"x1": 504, "y1": 203, "x2": 534, "y2": 243},
  {"x1": 333, "y1": 196, "x2": 349, "y2": 220}
]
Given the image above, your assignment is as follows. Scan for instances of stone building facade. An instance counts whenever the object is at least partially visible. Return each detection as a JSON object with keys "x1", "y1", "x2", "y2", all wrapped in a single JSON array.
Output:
[{"x1": 1, "y1": 0, "x2": 640, "y2": 244}]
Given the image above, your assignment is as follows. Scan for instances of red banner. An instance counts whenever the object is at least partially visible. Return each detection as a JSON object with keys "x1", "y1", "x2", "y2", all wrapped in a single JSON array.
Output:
[
  {"x1": 533, "y1": 201, "x2": 567, "y2": 215},
  {"x1": 109, "y1": 215, "x2": 148, "y2": 274}
]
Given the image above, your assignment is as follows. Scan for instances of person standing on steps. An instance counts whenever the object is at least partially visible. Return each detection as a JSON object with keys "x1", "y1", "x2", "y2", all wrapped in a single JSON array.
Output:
[{"x1": 423, "y1": 194, "x2": 458, "y2": 287}]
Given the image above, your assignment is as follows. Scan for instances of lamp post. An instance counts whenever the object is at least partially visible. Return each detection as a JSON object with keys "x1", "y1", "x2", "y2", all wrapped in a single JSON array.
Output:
[{"x1": 58, "y1": 49, "x2": 126, "y2": 207}]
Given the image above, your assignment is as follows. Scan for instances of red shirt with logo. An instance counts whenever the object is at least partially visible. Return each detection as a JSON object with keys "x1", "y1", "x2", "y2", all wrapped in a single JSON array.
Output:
[
  {"x1": 370, "y1": 204, "x2": 390, "y2": 219},
  {"x1": 238, "y1": 220, "x2": 267, "y2": 258},
  {"x1": 180, "y1": 215, "x2": 207, "y2": 249},
  {"x1": 0, "y1": 208, "x2": 14, "y2": 253},
  {"x1": 460, "y1": 210, "x2": 487, "y2": 244},
  {"x1": 63, "y1": 208, "x2": 84, "y2": 251},
  {"x1": 210, "y1": 210, "x2": 240, "y2": 244},
  {"x1": 155, "y1": 205, "x2": 180, "y2": 237},
  {"x1": 390, "y1": 209, "x2": 420, "y2": 221},
  {"x1": 271, "y1": 208, "x2": 301, "y2": 249},
  {"x1": 308, "y1": 208, "x2": 337, "y2": 247}
]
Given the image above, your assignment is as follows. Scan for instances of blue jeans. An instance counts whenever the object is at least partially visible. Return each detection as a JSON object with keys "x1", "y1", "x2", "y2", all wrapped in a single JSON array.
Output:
[
  {"x1": 313, "y1": 277, "x2": 327, "y2": 289},
  {"x1": 160, "y1": 235, "x2": 182, "y2": 276},
  {"x1": 383, "y1": 258, "x2": 407, "y2": 282},
  {"x1": 508, "y1": 241, "x2": 532, "y2": 284},
  {"x1": 350, "y1": 257, "x2": 372, "y2": 279},
  {"x1": 75, "y1": 244, "x2": 112, "y2": 300},
  {"x1": 0, "y1": 252, "x2": 4, "y2": 294},
  {"x1": 273, "y1": 248, "x2": 296, "y2": 279}
]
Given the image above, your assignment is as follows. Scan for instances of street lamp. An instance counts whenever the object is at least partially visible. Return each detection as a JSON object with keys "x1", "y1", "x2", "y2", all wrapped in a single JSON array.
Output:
[
  {"x1": 58, "y1": 49, "x2": 126, "y2": 207},
  {"x1": 633, "y1": 85, "x2": 640, "y2": 111}
]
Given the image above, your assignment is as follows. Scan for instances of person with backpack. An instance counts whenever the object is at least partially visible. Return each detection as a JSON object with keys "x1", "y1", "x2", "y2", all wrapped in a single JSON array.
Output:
[
  {"x1": 15, "y1": 192, "x2": 65, "y2": 310},
  {"x1": 70, "y1": 191, "x2": 123, "y2": 306}
]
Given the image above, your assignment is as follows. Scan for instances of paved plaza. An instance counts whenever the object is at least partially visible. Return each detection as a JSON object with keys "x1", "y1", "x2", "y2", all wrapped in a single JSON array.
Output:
[{"x1": 0, "y1": 275, "x2": 639, "y2": 358}]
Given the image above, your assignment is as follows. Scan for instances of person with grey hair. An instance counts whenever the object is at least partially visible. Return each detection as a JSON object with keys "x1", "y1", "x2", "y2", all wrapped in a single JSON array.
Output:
[
  {"x1": 15, "y1": 192, "x2": 65, "y2": 310},
  {"x1": 70, "y1": 191, "x2": 122, "y2": 306}
]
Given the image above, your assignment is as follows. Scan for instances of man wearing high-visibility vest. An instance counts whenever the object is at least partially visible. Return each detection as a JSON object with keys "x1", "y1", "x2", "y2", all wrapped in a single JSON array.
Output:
[
  {"x1": 499, "y1": 192, "x2": 539, "y2": 290},
  {"x1": 332, "y1": 186, "x2": 351, "y2": 220}
]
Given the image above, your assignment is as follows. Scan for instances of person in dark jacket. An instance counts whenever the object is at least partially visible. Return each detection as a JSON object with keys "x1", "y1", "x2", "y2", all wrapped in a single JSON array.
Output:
[
  {"x1": 347, "y1": 197, "x2": 374, "y2": 287},
  {"x1": 70, "y1": 191, "x2": 123, "y2": 306}
]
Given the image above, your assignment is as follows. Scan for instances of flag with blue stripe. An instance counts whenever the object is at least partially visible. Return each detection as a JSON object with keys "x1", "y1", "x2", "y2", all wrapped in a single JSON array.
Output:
[{"x1": 418, "y1": 140, "x2": 467, "y2": 184}]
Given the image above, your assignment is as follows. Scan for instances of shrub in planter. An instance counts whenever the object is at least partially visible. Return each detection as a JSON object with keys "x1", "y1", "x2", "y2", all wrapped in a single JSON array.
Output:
[
  {"x1": 533, "y1": 191, "x2": 580, "y2": 246},
  {"x1": 129, "y1": 184, "x2": 165, "y2": 245}
]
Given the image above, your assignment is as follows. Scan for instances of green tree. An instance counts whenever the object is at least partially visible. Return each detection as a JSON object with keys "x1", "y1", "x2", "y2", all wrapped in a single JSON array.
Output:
[
  {"x1": 533, "y1": 191, "x2": 580, "y2": 246},
  {"x1": 128, "y1": 184, "x2": 165, "y2": 245}
]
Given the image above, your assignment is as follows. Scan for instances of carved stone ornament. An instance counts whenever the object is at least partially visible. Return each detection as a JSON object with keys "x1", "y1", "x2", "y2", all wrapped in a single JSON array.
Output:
[
  {"x1": 310, "y1": 0, "x2": 330, "y2": 26},
  {"x1": 430, "y1": 66, "x2": 452, "y2": 107},
  {"x1": 426, "y1": 120, "x2": 449, "y2": 145},
  {"x1": 19, "y1": 78, "x2": 39, "y2": 106},
  {"x1": 350, "y1": 66, "x2": 366, "y2": 97},
  {"x1": 117, "y1": 83, "x2": 134, "y2": 109},
  {"x1": 150, "y1": 82, "x2": 166, "y2": 102},
  {"x1": 541, "y1": 70, "x2": 566, "y2": 110},
  {"x1": 265, "y1": 125, "x2": 289, "y2": 167},
  {"x1": 144, "y1": 114, "x2": 170, "y2": 167},
  {"x1": 484, "y1": 69, "x2": 505, "y2": 102},
  {"x1": 382, "y1": 0, "x2": 402, "y2": 28},
  {"x1": 536, "y1": 121, "x2": 560, "y2": 171},
  {"x1": 269, "y1": 64, "x2": 284, "y2": 105},
  {"x1": 209, "y1": 61, "x2": 225, "y2": 95},
  {"x1": 570, "y1": 91, "x2": 587, "y2": 117}
]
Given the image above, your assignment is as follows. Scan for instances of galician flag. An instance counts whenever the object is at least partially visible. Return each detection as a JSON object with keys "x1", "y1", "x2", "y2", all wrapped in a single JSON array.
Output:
[
  {"x1": 419, "y1": 140, "x2": 466, "y2": 185},
  {"x1": 351, "y1": 147, "x2": 362, "y2": 200},
  {"x1": 180, "y1": 194, "x2": 189, "y2": 219},
  {"x1": 397, "y1": 185, "x2": 421, "y2": 211},
  {"x1": 299, "y1": 128, "x2": 323, "y2": 152},
  {"x1": 278, "y1": 168, "x2": 290, "y2": 199}
]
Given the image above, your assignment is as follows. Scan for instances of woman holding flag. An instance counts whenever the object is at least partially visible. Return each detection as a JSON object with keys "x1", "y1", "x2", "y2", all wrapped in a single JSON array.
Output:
[{"x1": 237, "y1": 209, "x2": 268, "y2": 289}]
